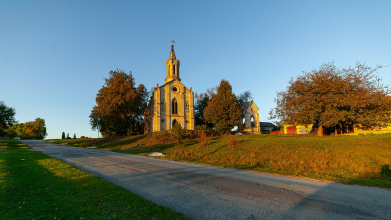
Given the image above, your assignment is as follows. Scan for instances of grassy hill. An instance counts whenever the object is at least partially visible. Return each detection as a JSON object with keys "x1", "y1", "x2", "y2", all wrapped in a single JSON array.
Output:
[{"x1": 45, "y1": 132, "x2": 391, "y2": 188}]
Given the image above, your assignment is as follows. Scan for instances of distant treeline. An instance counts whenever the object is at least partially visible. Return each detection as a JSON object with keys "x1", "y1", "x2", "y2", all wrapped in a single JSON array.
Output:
[{"x1": 6, "y1": 118, "x2": 47, "y2": 139}]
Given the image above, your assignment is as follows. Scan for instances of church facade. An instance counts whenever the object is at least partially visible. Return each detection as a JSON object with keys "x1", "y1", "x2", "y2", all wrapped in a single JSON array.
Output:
[{"x1": 144, "y1": 45, "x2": 195, "y2": 133}]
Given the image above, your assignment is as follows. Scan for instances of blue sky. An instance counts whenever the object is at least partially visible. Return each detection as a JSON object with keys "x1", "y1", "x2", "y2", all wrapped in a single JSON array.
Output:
[{"x1": 1, "y1": 0, "x2": 390, "y2": 139}]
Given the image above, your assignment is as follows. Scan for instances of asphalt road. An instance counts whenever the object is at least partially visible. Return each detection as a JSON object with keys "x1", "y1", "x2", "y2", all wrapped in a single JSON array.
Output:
[{"x1": 22, "y1": 140, "x2": 391, "y2": 220}]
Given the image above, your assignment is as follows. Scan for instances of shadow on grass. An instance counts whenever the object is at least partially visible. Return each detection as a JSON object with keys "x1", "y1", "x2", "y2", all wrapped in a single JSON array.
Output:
[{"x1": 0, "y1": 149, "x2": 189, "y2": 220}]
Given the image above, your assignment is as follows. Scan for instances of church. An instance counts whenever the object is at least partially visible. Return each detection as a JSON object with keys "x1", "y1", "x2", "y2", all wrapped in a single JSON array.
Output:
[{"x1": 144, "y1": 45, "x2": 195, "y2": 133}]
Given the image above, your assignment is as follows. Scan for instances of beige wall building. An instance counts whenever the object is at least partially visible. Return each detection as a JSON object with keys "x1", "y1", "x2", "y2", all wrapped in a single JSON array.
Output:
[
  {"x1": 240, "y1": 100, "x2": 260, "y2": 133},
  {"x1": 145, "y1": 45, "x2": 195, "y2": 133}
]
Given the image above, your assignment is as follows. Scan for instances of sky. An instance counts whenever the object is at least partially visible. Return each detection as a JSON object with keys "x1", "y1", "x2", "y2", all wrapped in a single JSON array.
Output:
[{"x1": 1, "y1": 0, "x2": 390, "y2": 139}]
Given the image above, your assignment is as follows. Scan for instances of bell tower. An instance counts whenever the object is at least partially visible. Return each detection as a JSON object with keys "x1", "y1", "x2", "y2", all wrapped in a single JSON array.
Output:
[{"x1": 165, "y1": 44, "x2": 181, "y2": 83}]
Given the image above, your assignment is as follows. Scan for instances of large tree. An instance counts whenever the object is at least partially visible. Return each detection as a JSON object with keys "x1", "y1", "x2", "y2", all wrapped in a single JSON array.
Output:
[
  {"x1": 269, "y1": 62, "x2": 391, "y2": 136},
  {"x1": 203, "y1": 80, "x2": 241, "y2": 134},
  {"x1": 89, "y1": 69, "x2": 149, "y2": 137},
  {"x1": 0, "y1": 101, "x2": 17, "y2": 137}
]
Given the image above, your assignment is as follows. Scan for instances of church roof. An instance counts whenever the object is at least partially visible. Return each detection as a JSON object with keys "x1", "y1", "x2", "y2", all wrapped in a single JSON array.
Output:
[{"x1": 157, "y1": 78, "x2": 190, "y2": 91}]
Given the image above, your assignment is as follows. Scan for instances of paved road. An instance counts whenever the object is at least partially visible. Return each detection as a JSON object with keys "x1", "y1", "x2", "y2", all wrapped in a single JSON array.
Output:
[{"x1": 22, "y1": 140, "x2": 391, "y2": 220}]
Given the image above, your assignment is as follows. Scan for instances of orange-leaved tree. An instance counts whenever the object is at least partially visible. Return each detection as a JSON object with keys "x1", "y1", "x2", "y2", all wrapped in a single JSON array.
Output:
[
  {"x1": 269, "y1": 62, "x2": 391, "y2": 136},
  {"x1": 203, "y1": 79, "x2": 241, "y2": 134},
  {"x1": 89, "y1": 69, "x2": 148, "y2": 137}
]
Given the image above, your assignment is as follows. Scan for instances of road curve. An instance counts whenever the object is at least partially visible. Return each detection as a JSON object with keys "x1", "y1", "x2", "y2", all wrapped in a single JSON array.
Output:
[{"x1": 22, "y1": 140, "x2": 391, "y2": 220}]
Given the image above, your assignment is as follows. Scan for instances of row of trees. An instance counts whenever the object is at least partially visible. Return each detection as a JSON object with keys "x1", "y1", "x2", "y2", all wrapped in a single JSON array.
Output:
[
  {"x1": 269, "y1": 62, "x2": 391, "y2": 136},
  {"x1": 1, "y1": 101, "x2": 47, "y2": 139},
  {"x1": 62, "y1": 132, "x2": 76, "y2": 139},
  {"x1": 6, "y1": 118, "x2": 47, "y2": 139}
]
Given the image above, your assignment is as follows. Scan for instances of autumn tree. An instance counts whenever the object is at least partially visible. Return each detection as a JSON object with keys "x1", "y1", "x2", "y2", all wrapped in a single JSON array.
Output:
[
  {"x1": 33, "y1": 118, "x2": 47, "y2": 138},
  {"x1": 89, "y1": 69, "x2": 149, "y2": 137},
  {"x1": 269, "y1": 62, "x2": 391, "y2": 136},
  {"x1": 203, "y1": 79, "x2": 241, "y2": 134},
  {"x1": 0, "y1": 101, "x2": 17, "y2": 137},
  {"x1": 25, "y1": 121, "x2": 39, "y2": 139}
]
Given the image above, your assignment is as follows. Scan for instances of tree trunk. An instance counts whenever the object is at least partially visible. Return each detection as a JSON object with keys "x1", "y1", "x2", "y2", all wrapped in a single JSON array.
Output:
[
  {"x1": 317, "y1": 126, "x2": 323, "y2": 136},
  {"x1": 335, "y1": 126, "x2": 337, "y2": 135}
]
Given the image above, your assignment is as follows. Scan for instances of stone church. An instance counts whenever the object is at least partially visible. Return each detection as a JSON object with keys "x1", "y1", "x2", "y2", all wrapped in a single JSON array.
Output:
[{"x1": 144, "y1": 45, "x2": 195, "y2": 133}]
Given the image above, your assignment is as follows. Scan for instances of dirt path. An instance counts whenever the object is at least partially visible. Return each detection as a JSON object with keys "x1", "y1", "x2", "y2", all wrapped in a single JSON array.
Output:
[{"x1": 22, "y1": 140, "x2": 391, "y2": 220}]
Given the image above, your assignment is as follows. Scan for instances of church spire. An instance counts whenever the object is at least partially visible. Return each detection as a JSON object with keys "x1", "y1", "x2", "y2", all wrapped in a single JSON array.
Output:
[
  {"x1": 165, "y1": 44, "x2": 180, "y2": 83},
  {"x1": 169, "y1": 44, "x2": 176, "y2": 60}
]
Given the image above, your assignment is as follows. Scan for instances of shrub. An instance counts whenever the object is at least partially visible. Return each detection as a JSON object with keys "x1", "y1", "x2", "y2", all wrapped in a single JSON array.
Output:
[
  {"x1": 198, "y1": 132, "x2": 208, "y2": 147},
  {"x1": 227, "y1": 134, "x2": 238, "y2": 147},
  {"x1": 381, "y1": 164, "x2": 391, "y2": 177}
]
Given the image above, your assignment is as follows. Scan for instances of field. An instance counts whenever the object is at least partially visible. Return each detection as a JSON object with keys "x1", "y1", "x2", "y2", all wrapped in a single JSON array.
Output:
[
  {"x1": 46, "y1": 133, "x2": 391, "y2": 189},
  {"x1": 0, "y1": 140, "x2": 189, "y2": 220}
]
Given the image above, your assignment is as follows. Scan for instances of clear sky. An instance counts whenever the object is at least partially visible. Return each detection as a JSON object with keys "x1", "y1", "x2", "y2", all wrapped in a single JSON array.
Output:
[{"x1": 1, "y1": 0, "x2": 390, "y2": 139}]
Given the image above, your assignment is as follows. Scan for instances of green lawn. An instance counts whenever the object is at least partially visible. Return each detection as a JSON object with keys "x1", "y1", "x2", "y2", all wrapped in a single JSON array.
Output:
[
  {"x1": 0, "y1": 140, "x2": 189, "y2": 220},
  {"x1": 46, "y1": 133, "x2": 391, "y2": 188}
]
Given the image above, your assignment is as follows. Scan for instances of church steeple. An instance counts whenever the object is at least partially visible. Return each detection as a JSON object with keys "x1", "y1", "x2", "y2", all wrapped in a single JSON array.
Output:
[{"x1": 165, "y1": 44, "x2": 180, "y2": 83}]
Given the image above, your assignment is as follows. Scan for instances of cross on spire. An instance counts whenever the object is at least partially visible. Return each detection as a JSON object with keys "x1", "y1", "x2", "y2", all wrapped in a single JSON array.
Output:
[{"x1": 171, "y1": 39, "x2": 176, "y2": 44}]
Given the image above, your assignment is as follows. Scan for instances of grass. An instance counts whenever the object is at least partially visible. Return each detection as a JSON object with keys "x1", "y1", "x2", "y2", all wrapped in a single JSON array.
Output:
[
  {"x1": 0, "y1": 140, "x2": 190, "y2": 220},
  {"x1": 46, "y1": 132, "x2": 391, "y2": 189}
]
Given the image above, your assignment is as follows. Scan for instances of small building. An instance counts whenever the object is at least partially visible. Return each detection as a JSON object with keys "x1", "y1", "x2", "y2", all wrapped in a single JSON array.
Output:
[{"x1": 259, "y1": 122, "x2": 276, "y2": 134}]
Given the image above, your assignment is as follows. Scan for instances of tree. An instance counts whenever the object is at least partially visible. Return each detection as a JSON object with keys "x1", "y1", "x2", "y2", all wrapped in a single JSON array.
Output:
[
  {"x1": 269, "y1": 62, "x2": 391, "y2": 136},
  {"x1": 73, "y1": 133, "x2": 76, "y2": 139},
  {"x1": 194, "y1": 87, "x2": 216, "y2": 130},
  {"x1": 62, "y1": 132, "x2": 65, "y2": 139},
  {"x1": 34, "y1": 118, "x2": 47, "y2": 139},
  {"x1": 67, "y1": 133, "x2": 70, "y2": 139},
  {"x1": 7, "y1": 123, "x2": 25, "y2": 138},
  {"x1": 203, "y1": 80, "x2": 241, "y2": 134},
  {"x1": 0, "y1": 101, "x2": 17, "y2": 137},
  {"x1": 89, "y1": 69, "x2": 149, "y2": 137},
  {"x1": 25, "y1": 121, "x2": 39, "y2": 139}
]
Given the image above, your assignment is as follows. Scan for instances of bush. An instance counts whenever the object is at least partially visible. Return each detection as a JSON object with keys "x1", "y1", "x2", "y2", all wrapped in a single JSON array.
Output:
[
  {"x1": 227, "y1": 134, "x2": 238, "y2": 147},
  {"x1": 198, "y1": 132, "x2": 208, "y2": 147},
  {"x1": 381, "y1": 164, "x2": 391, "y2": 177}
]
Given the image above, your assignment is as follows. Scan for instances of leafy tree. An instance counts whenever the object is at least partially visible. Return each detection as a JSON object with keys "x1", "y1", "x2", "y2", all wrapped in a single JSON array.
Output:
[
  {"x1": 269, "y1": 62, "x2": 391, "y2": 136},
  {"x1": 203, "y1": 80, "x2": 241, "y2": 134},
  {"x1": 0, "y1": 101, "x2": 17, "y2": 137},
  {"x1": 194, "y1": 87, "x2": 216, "y2": 130},
  {"x1": 73, "y1": 133, "x2": 76, "y2": 139},
  {"x1": 7, "y1": 123, "x2": 24, "y2": 138},
  {"x1": 34, "y1": 118, "x2": 47, "y2": 138},
  {"x1": 25, "y1": 121, "x2": 39, "y2": 139},
  {"x1": 67, "y1": 133, "x2": 70, "y2": 139},
  {"x1": 62, "y1": 132, "x2": 65, "y2": 139},
  {"x1": 89, "y1": 69, "x2": 149, "y2": 137}
]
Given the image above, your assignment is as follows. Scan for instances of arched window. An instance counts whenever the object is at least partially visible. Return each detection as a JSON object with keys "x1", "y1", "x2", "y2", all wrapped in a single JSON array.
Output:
[
  {"x1": 172, "y1": 98, "x2": 178, "y2": 114},
  {"x1": 186, "y1": 101, "x2": 189, "y2": 111},
  {"x1": 251, "y1": 115, "x2": 255, "y2": 127},
  {"x1": 173, "y1": 65, "x2": 176, "y2": 75},
  {"x1": 172, "y1": 119, "x2": 178, "y2": 127}
]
